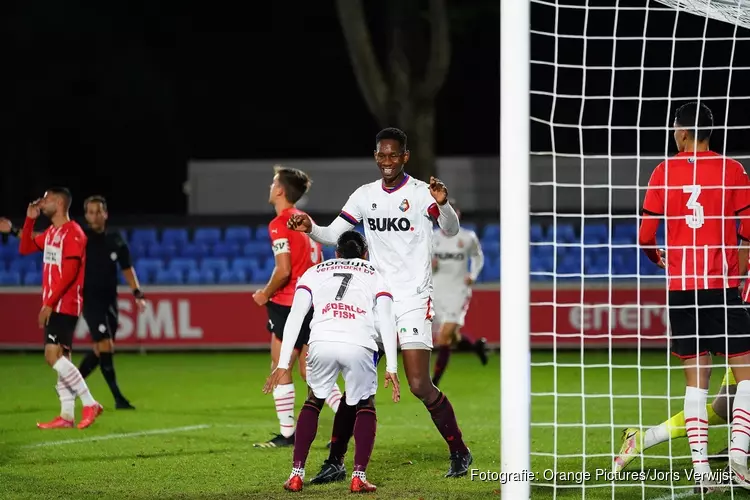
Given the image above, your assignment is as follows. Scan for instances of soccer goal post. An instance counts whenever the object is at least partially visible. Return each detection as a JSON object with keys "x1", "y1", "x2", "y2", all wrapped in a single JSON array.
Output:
[{"x1": 502, "y1": 0, "x2": 750, "y2": 498}]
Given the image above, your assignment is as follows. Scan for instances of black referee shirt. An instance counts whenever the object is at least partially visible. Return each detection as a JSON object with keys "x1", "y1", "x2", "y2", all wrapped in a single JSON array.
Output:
[{"x1": 83, "y1": 228, "x2": 132, "y2": 303}]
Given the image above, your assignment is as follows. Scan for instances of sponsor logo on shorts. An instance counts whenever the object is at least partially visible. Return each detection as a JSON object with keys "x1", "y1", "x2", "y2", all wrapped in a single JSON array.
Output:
[{"x1": 413, "y1": 328, "x2": 419, "y2": 335}]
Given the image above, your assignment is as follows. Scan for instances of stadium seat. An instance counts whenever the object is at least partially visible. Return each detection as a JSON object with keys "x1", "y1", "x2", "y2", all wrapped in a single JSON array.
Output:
[
  {"x1": 225, "y1": 226, "x2": 253, "y2": 245},
  {"x1": 194, "y1": 227, "x2": 223, "y2": 246},
  {"x1": 188, "y1": 269, "x2": 217, "y2": 285},
  {"x1": 552, "y1": 224, "x2": 576, "y2": 243},
  {"x1": 130, "y1": 228, "x2": 159, "y2": 246},
  {"x1": 482, "y1": 224, "x2": 500, "y2": 242},
  {"x1": 255, "y1": 226, "x2": 270, "y2": 241},
  {"x1": 212, "y1": 242, "x2": 241, "y2": 259},
  {"x1": 354, "y1": 224, "x2": 365, "y2": 234},
  {"x1": 148, "y1": 243, "x2": 178, "y2": 259},
  {"x1": 9, "y1": 258, "x2": 36, "y2": 274},
  {"x1": 613, "y1": 224, "x2": 638, "y2": 242},
  {"x1": 250, "y1": 257, "x2": 275, "y2": 283},
  {"x1": 530, "y1": 224, "x2": 544, "y2": 242},
  {"x1": 0, "y1": 260, "x2": 5, "y2": 272},
  {"x1": 322, "y1": 246, "x2": 335, "y2": 260},
  {"x1": 201, "y1": 257, "x2": 229, "y2": 275},
  {"x1": 582, "y1": 223, "x2": 608, "y2": 244},
  {"x1": 243, "y1": 242, "x2": 269, "y2": 258},
  {"x1": 218, "y1": 269, "x2": 247, "y2": 284},
  {"x1": 135, "y1": 258, "x2": 164, "y2": 283},
  {"x1": 161, "y1": 228, "x2": 189, "y2": 246},
  {"x1": 23, "y1": 271, "x2": 42, "y2": 286},
  {"x1": 0, "y1": 271, "x2": 21, "y2": 286},
  {"x1": 482, "y1": 240, "x2": 500, "y2": 256},
  {"x1": 232, "y1": 258, "x2": 256, "y2": 278},
  {"x1": 180, "y1": 243, "x2": 210, "y2": 259},
  {"x1": 482, "y1": 261, "x2": 500, "y2": 281},
  {"x1": 168, "y1": 258, "x2": 197, "y2": 274},
  {"x1": 155, "y1": 269, "x2": 184, "y2": 285},
  {"x1": 128, "y1": 243, "x2": 147, "y2": 260}
]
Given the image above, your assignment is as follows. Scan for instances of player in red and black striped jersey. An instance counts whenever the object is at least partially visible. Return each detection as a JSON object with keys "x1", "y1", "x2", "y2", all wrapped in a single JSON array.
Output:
[
  {"x1": 0, "y1": 188, "x2": 103, "y2": 430},
  {"x1": 636, "y1": 102, "x2": 750, "y2": 491},
  {"x1": 251, "y1": 166, "x2": 342, "y2": 448}
]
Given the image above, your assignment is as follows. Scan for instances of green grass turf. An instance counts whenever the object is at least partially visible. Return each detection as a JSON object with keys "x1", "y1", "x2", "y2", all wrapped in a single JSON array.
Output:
[{"x1": 0, "y1": 352, "x2": 500, "y2": 500}]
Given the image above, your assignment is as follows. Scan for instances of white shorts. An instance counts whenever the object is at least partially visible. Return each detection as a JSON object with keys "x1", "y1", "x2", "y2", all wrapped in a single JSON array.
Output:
[
  {"x1": 394, "y1": 294, "x2": 434, "y2": 350},
  {"x1": 306, "y1": 340, "x2": 378, "y2": 405},
  {"x1": 433, "y1": 293, "x2": 471, "y2": 327}
]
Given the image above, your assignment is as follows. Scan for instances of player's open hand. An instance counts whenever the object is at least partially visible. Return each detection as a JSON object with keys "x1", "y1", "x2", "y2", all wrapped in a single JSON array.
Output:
[
  {"x1": 384, "y1": 371, "x2": 400, "y2": 402},
  {"x1": 657, "y1": 249, "x2": 666, "y2": 269},
  {"x1": 27, "y1": 200, "x2": 41, "y2": 220},
  {"x1": 429, "y1": 176, "x2": 449, "y2": 206},
  {"x1": 38, "y1": 305, "x2": 52, "y2": 328},
  {"x1": 0, "y1": 218, "x2": 11, "y2": 234},
  {"x1": 287, "y1": 213, "x2": 312, "y2": 233},
  {"x1": 263, "y1": 367, "x2": 288, "y2": 394}
]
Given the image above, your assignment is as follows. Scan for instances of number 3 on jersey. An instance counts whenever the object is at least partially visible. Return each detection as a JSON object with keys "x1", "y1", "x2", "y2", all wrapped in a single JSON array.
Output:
[{"x1": 683, "y1": 185, "x2": 705, "y2": 229}]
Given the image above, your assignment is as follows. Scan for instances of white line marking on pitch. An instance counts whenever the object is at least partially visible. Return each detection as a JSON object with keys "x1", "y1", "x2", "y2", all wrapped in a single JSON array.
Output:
[{"x1": 22, "y1": 424, "x2": 211, "y2": 449}]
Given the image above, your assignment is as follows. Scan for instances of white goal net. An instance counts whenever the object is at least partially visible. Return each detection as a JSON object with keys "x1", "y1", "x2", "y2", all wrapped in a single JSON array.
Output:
[{"x1": 501, "y1": 0, "x2": 750, "y2": 498}]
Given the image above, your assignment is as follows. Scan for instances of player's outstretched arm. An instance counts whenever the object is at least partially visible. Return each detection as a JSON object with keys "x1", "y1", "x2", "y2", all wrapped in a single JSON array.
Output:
[
  {"x1": 288, "y1": 214, "x2": 354, "y2": 246},
  {"x1": 276, "y1": 287, "x2": 313, "y2": 372}
]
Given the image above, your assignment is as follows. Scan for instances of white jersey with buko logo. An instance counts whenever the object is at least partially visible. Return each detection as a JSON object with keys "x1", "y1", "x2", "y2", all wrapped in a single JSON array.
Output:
[
  {"x1": 337, "y1": 175, "x2": 446, "y2": 300},
  {"x1": 432, "y1": 227, "x2": 484, "y2": 299}
]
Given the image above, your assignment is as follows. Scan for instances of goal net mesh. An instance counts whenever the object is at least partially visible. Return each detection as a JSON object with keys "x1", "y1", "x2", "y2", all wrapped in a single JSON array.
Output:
[{"x1": 528, "y1": 0, "x2": 750, "y2": 497}]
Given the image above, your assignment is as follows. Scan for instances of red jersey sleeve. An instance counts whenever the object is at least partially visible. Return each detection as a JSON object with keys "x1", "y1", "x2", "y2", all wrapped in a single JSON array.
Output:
[
  {"x1": 63, "y1": 227, "x2": 86, "y2": 260},
  {"x1": 733, "y1": 161, "x2": 750, "y2": 214},
  {"x1": 269, "y1": 218, "x2": 291, "y2": 256},
  {"x1": 642, "y1": 163, "x2": 666, "y2": 215}
]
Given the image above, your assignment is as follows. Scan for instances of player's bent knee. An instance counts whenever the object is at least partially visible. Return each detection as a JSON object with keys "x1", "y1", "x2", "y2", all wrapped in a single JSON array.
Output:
[
  {"x1": 356, "y1": 396, "x2": 375, "y2": 411},
  {"x1": 304, "y1": 392, "x2": 325, "y2": 411},
  {"x1": 408, "y1": 376, "x2": 435, "y2": 400}
]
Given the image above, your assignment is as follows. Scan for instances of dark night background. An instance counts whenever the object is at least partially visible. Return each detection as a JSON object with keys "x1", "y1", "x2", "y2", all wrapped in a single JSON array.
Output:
[{"x1": 0, "y1": 1, "x2": 499, "y2": 217}]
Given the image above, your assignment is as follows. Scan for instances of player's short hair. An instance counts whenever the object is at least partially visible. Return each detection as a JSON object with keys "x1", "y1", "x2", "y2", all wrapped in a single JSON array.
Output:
[
  {"x1": 375, "y1": 127, "x2": 408, "y2": 152},
  {"x1": 336, "y1": 231, "x2": 368, "y2": 259},
  {"x1": 47, "y1": 187, "x2": 72, "y2": 210},
  {"x1": 674, "y1": 102, "x2": 713, "y2": 142},
  {"x1": 84, "y1": 195, "x2": 108, "y2": 212},
  {"x1": 274, "y1": 165, "x2": 312, "y2": 204}
]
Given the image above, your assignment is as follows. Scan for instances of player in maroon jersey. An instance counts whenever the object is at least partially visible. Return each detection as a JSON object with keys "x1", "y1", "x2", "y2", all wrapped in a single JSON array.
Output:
[
  {"x1": 638, "y1": 102, "x2": 750, "y2": 491},
  {"x1": 16, "y1": 188, "x2": 103, "y2": 429},
  {"x1": 252, "y1": 166, "x2": 342, "y2": 448}
]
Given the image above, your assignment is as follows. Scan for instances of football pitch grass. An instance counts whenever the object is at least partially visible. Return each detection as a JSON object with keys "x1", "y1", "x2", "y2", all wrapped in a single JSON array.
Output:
[{"x1": 0, "y1": 350, "x2": 743, "y2": 500}]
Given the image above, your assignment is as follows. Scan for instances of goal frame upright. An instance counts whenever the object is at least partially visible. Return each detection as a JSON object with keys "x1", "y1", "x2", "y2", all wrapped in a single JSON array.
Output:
[{"x1": 500, "y1": 0, "x2": 531, "y2": 497}]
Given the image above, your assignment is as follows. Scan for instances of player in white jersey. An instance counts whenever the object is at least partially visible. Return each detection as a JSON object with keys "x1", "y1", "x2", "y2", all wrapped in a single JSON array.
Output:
[
  {"x1": 287, "y1": 127, "x2": 473, "y2": 479},
  {"x1": 263, "y1": 231, "x2": 400, "y2": 494},
  {"x1": 431, "y1": 199, "x2": 488, "y2": 387}
]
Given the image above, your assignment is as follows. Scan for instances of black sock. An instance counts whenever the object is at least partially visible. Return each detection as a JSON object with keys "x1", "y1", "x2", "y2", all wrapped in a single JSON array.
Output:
[
  {"x1": 99, "y1": 352, "x2": 126, "y2": 401},
  {"x1": 78, "y1": 351, "x2": 100, "y2": 379}
]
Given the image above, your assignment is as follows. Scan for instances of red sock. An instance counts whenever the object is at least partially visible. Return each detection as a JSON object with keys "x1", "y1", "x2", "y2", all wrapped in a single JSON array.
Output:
[
  {"x1": 353, "y1": 408, "x2": 377, "y2": 472},
  {"x1": 426, "y1": 392, "x2": 469, "y2": 454},
  {"x1": 432, "y1": 346, "x2": 451, "y2": 385},
  {"x1": 292, "y1": 403, "x2": 321, "y2": 469},
  {"x1": 328, "y1": 393, "x2": 357, "y2": 464}
]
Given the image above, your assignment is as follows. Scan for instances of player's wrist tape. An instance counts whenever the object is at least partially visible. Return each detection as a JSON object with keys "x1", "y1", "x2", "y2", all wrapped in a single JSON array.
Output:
[{"x1": 133, "y1": 288, "x2": 145, "y2": 299}]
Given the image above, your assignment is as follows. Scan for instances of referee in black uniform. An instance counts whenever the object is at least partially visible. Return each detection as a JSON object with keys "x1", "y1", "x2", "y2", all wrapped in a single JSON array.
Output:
[{"x1": 77, "y1": 195, "x2": 145, "y2": 410}]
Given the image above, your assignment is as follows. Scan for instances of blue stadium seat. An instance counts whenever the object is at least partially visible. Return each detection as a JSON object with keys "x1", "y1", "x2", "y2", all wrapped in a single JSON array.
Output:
[
  {"x1": 322, "y1": 246, "x2": 335, "y2": 260},
  {"x1": 552, "y1": 224, "x2": 576, "y2": 243},
  {"x1": 161, "y1": 228, "x2": 189, "y2": 246},
  {"x1": 354, "y1": 224, "x2": 365, "y2": 234},
  {"x1": 225, "y1": 226, "x2": 253, "y2": 245},
  {"x1": 148, "y1": 243, "x2": 178, "y2": 259},
  {"x1": 0, "y1": 260, "x2": 4, "y2": 272},
  {"x1": 461, "y1": 222, "x2": 478, "y2": 234},
  {"x1": 482, "y1": 224, "x2": 500, "y2": 242},
  {"x1": 482, "y1": 240, "x2": 500, "y2": 256},
  {"x1": 243, "y1": 242, "x2": 269, "y2": 258},
  {"x1": 218, "y1": 269, "x2": 247, "y2": 284},
  {"x1": 232, "y1": 258, "x2": 256, "y2": 277},
  {"x1": 250, "y1": 257, "x2": 275, "y2": 283},
  {"x1": 583, "y1": 223, "x2": 608, "y2": 244},
  {"x1": 201, "y1": 257, "x2": 229, "y2": 275},
  {"x1": 155, "y1": 269, "x2": 184, "y2": 285},
  {"x1": 194, "y1": 227, "x2": 222, "y2": 246},
  {"x1": 9, "y1": 258, "x2": 36, "y2": 274},
  {"x1": 186, "y1": 269, "x2": 216, "y2": 285},
  {"x1": 180, "y1": 243, "x2": 210, "y2": 259},
  {"x1": 0, "y1": 271, "x2": 21, "y2": 286},
  {"x1": 135, "y1": 258, "x2": 164, "y2": 283},
  {"x1": 130, "y1": 228, "x2": 159, "y2": 246},
  {"x1": 613, "y1": 224, "x2": 638, "y2": 242},
  {"x1": 212, "y1": 243, "x2": 241, "y2": 258},
  {"x1": 168, "y1": 258, "x2": 197, "y2": 274},
  {"x1": 255, "y1": 226, "x2": 270, "y2": 241},
  {"x1": 530, "y1": 224, "x2": 544, "y2": 242},
  {"x1": 482, "y1": 261, "x2": 500, "y2": 281},
  {"x1": 129, "y1": 243, "x2": 147, "y2": 260},
  {"x1": 24, "y1": 270, "x2": 42, "y2": 286},
  {"x1": 1, "y1": 242, "x2": 20, "y2": 259}
]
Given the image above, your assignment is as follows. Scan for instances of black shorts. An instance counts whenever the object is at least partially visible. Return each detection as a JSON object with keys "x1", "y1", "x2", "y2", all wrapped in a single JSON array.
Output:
[
  {"x1": 669, "y1": 288, "x2": 750, "y2": 359},
  {"x1": 44, "y1": 312, "x2": 79, "y2": 353},
  {"x1": 83, "y1": 300, "x2": 119, "y2": 342},
  {"x1": 266, "y1": 301, "x2": 312, "y2": 351}
]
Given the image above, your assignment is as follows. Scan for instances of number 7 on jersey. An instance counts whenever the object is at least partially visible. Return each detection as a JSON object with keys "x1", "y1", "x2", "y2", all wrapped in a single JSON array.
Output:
[
  {"x1": 333, "y1": 273, "x2": 352, "y2": 301},
  {"x1": 683, "y1": 185, "x2": 704, "y2": 229}
]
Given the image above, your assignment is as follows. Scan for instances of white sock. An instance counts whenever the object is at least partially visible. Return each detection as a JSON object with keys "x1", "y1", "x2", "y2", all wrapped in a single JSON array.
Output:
[
  {"x1": 273, "y1": 383, "x2": 296, "y2": 438},
  {"x1": 290, "y1": 467, "x2": 305, "y2": 479},
  {"x1": 684, "y1": 386, "x2": 711, "y2": 478},
  {"x1": 643, "y1": 423, "x2": 671, "y2": 449},
  {"x1": 730, "y1": 379, "x2": 750, "y2": 467},
  {"x1": 52, "y1": 357, "x2": 96, "y2": 407},
  {"x1": 326, "y1": 384, "x2": 342, "y2": 413},
  {"x1": 56, "y1": 375, "x2": 75, "y2": 422}
]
